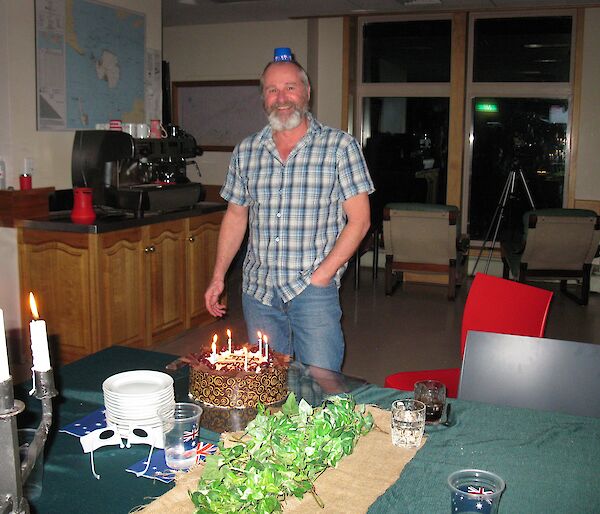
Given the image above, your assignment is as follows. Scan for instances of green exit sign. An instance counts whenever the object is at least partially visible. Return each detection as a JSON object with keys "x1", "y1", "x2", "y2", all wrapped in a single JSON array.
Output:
[{"x1": 476, "y1": 102, "x2": 499, "y2": 113}]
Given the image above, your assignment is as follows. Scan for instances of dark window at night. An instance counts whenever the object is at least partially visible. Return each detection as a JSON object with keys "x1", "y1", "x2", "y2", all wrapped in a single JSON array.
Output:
[
  {"x1": 363, "y1": 20, "x2": 451, "y2": 83},
  {"x1": 363, "y1": 97, "x2": 450, "y2": 224},
  {"x1": 469, "y1": 98, "x2": 568, "y2": 241},
  {"x1": 473, "y1": 17, "x2": 572, "y2": 82}
]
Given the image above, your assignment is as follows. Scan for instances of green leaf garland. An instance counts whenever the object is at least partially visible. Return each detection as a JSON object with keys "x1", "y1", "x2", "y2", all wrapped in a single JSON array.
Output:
[{"x1": 190, "y1": 394, "x2": 374, "y2": 513}]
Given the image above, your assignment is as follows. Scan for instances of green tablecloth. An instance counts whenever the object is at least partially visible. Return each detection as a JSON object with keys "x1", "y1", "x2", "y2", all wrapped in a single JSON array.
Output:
[
  {"x1": 353, "y1": 386, "x2": 600, "y2": 513},
  {"x1": 15, "y1": 347, "x2": 215, "y2": 514},
  {"x1": 15, "y1": 346, "x2": 600, "y2": 513}
]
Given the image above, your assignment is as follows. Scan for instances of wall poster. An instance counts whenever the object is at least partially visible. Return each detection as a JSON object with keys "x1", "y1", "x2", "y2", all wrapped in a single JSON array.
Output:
[{"x1": 35, "y1": 0, "x2": 146, "y2": 130}]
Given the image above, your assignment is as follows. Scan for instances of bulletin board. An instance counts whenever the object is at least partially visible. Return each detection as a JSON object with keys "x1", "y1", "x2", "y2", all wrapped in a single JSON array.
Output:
[{"x1": 173, "y1": 80, "x2": 265, "y2": 151}]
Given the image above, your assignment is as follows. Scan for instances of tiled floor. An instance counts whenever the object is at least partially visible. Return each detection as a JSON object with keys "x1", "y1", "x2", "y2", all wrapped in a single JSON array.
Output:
[{"x1": 152, "y1": 260, "x2": 600, "y2": 387}]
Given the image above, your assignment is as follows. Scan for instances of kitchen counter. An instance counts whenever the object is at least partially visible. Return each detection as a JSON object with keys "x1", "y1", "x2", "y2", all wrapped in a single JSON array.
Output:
[
  {"x1": 17, "y1": 201, "x2": 226, "y2": 234},
  {"x1": 18, "y1": 207, "x2": 226, "y2": 363}
]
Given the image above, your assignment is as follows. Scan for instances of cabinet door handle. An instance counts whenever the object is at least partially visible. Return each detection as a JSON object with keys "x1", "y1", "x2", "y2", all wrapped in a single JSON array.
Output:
[
  {"x1": 145, "y1": 245, "x2": 156, "y2": 253},
  {"x1": 188, "y1": 236, "x2": 195, "y2": 242}
]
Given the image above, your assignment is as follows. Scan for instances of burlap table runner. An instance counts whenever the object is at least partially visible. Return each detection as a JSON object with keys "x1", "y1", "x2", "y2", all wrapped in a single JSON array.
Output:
[{"x1": 137, "y1": 405, "x2": 426, "y2": 514}]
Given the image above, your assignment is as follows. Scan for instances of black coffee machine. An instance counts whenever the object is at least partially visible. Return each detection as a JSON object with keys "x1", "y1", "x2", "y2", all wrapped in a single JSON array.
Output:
[{"x1": 71, "y1": 127, "x2": 205, "y2": 217}]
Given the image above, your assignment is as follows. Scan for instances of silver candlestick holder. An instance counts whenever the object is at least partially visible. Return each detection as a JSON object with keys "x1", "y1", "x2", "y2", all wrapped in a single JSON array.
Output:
[{"x1": 0, "y1": 370, "x2": 58, "y2": 514}]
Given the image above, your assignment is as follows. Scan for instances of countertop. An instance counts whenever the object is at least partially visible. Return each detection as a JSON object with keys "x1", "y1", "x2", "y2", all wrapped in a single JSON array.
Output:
[{"x1": 17, "y1": 201, "x2": 227, "y2": 234}]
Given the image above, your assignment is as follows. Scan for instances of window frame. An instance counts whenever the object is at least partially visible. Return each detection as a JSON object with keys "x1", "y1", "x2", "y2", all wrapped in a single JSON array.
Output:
[
  {"x1": 357, "y1": 14, "x2": 455, "y2": 150},
  {"x1": 356, "y1": 13, "x2": 461, "y2": 208},
  {"x1": 461, "y1": 9, "x2": 578, "y2": 238}
]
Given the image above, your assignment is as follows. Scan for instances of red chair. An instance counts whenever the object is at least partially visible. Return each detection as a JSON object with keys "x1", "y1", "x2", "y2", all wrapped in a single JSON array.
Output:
[{"x1": 384, "y1": 273, "x2": 553, "y2": 397}]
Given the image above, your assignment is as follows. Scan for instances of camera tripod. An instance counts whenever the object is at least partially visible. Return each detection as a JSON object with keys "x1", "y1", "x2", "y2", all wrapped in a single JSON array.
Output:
[{"x1": 471, "y1": 166, "x2": 536, "y2": 275}]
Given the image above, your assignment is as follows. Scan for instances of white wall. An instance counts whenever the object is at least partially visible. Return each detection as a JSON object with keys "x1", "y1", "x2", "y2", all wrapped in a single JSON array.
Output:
[
  {"x1": 312, "y1": 18, "x2": 344, "y2": 130},
  {"x1": 163, "y1": 18, "x2": 345, "y2": 186},
  {"x1": 0, "y1": 1, "x2": 9, "y2": 170},
  {"x1": 575, "y1": 7, "x2": 600, "y2": 201},
  {"x1": 0, "y1": 0, "x2": 161, "y2": 190},
  {"x1": 163, "y1": 19, "x2": 309, "y2": 186}
]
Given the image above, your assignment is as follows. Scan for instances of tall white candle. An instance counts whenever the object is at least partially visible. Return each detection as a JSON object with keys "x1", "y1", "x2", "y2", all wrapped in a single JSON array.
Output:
[
  {"x1": 0, "y1": 309, "x2": 10, "y2": 380},
  {"x1": 257, "y1": 331, "x2": 262, "y2": 354},
  {"x1": 29, "y1": 293, "x2": 51, "y2": 372},
  {"x1": 227, "y1": 329, "x2": 232, "y2": 354},
  {"x1": 264, "y1": 335, "x2": 269, "y2": 361},
  {"x1": 244, "y1": 347, "x2": 248, "y2": 372}
]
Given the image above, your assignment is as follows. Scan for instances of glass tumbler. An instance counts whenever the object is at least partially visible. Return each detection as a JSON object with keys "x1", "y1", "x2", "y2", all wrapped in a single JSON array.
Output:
[
  {"x1": 414, "y1": 380, "x2": 447, "y2": 424},
  {"x1": 390, "y1": 399, "x2": 426, "y2": 448}
]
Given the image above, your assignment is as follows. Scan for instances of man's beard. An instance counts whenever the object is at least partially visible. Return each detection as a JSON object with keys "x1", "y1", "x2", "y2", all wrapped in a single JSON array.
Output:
[{"x1": 266, "y1": 102, "x2": 308, "y2": 131}]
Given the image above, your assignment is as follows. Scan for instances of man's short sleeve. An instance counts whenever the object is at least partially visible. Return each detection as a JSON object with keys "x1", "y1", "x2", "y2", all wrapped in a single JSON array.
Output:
[
  {"x1": 220, "y1": 146, "x2": 250, "y2": 206},
  {"x1": 337, "y1": 136, "x2": 375, "y2": 201}
]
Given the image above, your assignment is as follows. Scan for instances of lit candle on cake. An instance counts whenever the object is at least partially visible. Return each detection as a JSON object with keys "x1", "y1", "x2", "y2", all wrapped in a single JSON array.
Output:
[
  {"x1": 264, "y1": 335, "x2": 269, "y2": 361},
  {"x1": 257, "y1": 331, "x2": 262, "y2": 354},
  {"x1": 244, "y1": 346, "x2": 248, "y2": 372},
  {"x1": 0, "y1": 308, "x2": 10, "y2": 381},
  {"x1": 227, "y1": 329, "x2": 232, "y2": 353},
  {"x1": 207, "y1": 333, "x2": 218, "y2": 365},
  {"x1": 29, "y1": 293, "x2": 51, "y2": 371}
]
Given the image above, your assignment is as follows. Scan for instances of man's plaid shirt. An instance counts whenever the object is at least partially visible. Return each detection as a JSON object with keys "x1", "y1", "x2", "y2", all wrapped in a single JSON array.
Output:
[{"x1": 221, "y1": 115, "x2": 374, "y2": 306}]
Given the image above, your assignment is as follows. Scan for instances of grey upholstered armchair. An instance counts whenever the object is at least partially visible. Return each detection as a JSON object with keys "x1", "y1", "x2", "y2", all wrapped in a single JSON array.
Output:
[
  {"x1": 383, "y1": 203, "x2": 469, "y2": 300},
  {"x1": 501, "y1": 208, "x2": 600, "y2": 305}
]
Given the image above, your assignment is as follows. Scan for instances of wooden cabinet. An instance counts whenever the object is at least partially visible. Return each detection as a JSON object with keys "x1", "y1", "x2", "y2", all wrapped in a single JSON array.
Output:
[
  {"x1": 146, "y1": 219, "x2": 187, "y2": 343},
  {"x1": 186, "y1": 211, "x2": 223, "y2": 327},
  {"x1": 18, "y1": 211, "x2": 223, "y2": 363},
  {"x1": 18, "y1": 231, "x2": 97, "y2": 363},
  {"x1": 98, "y1": 227, "x2": 146, "y2": 351}
]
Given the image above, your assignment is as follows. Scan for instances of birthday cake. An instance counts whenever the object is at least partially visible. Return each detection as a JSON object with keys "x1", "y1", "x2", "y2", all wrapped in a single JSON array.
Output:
[{"x1": 186, "y1": 333, "x2": 289, "y2": 409}]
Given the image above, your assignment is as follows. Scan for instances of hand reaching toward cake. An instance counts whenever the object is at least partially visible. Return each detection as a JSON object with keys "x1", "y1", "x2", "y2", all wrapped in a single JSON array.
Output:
[{"x1": 204, "y1": 277, "x2": 227, "y2": 317}]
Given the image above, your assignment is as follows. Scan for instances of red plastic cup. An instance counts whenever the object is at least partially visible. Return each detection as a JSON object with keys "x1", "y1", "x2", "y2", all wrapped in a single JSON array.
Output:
[{"x1": 19, "y1": 174, "x2": 32, "y2": 190}]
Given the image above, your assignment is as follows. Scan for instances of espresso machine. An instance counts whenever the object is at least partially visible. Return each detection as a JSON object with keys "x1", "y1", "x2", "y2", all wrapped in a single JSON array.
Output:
[{"x1": 71, "y1": 127, "x2": 205, "y2": 217}]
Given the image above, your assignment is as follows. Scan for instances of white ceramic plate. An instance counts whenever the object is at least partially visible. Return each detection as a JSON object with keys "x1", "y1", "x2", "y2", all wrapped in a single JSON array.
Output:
[
  {"x1": 103, "y1": 391, "x2": 174, "y2": 407},
  {"x1": 105, "y1": 400, "x2": 174, "y2": 420},
  {"x1": 103, "y1": 370, "x2": 174, "y2": 396}
]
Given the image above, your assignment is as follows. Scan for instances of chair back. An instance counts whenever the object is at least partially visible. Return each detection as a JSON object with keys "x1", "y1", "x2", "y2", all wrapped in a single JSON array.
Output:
[
  {"x1": 521, "y1": 209, "x2": 600, "y2": 270},
  {"x1": 460, "y1": 273, "x2": 553, "y2": 355},
  {"x1": 458, "y1": 331, "x2": 600, "y2": 417},
  {"x1": 383, "y1": 203, "x2": 459, "y2": 265}
]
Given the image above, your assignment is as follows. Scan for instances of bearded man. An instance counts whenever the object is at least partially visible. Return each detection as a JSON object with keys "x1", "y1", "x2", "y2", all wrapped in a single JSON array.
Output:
[{"x1": 204, "y1": 56, "x2": 374, "y2": 372}]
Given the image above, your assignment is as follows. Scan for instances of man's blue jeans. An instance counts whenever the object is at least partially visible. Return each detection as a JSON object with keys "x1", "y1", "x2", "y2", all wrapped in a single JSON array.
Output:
[{"x1": 242, "y1": 282, "x2": 345, "y2": 371}]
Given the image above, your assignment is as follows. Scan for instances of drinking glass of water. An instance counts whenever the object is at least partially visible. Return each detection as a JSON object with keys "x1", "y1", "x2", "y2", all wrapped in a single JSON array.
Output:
[{"x1": 390, "y1": 399, "x2": 425, "y2": 448}]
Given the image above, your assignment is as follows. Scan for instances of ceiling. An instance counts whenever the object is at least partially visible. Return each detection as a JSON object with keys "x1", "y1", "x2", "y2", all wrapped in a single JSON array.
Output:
[{"x1": 162, "y1": 0, "x2": 593, "y2": 26}]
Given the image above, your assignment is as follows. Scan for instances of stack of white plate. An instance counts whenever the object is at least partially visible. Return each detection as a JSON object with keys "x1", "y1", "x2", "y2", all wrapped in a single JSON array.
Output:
[{"x1": 102, "y1": 370, "x2": 175, "y2": 437}]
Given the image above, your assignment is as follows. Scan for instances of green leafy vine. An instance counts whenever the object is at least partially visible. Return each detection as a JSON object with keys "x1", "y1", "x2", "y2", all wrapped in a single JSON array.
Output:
[{"x1": 189, "y1": 394, "x2": 374, "y2": 513}]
